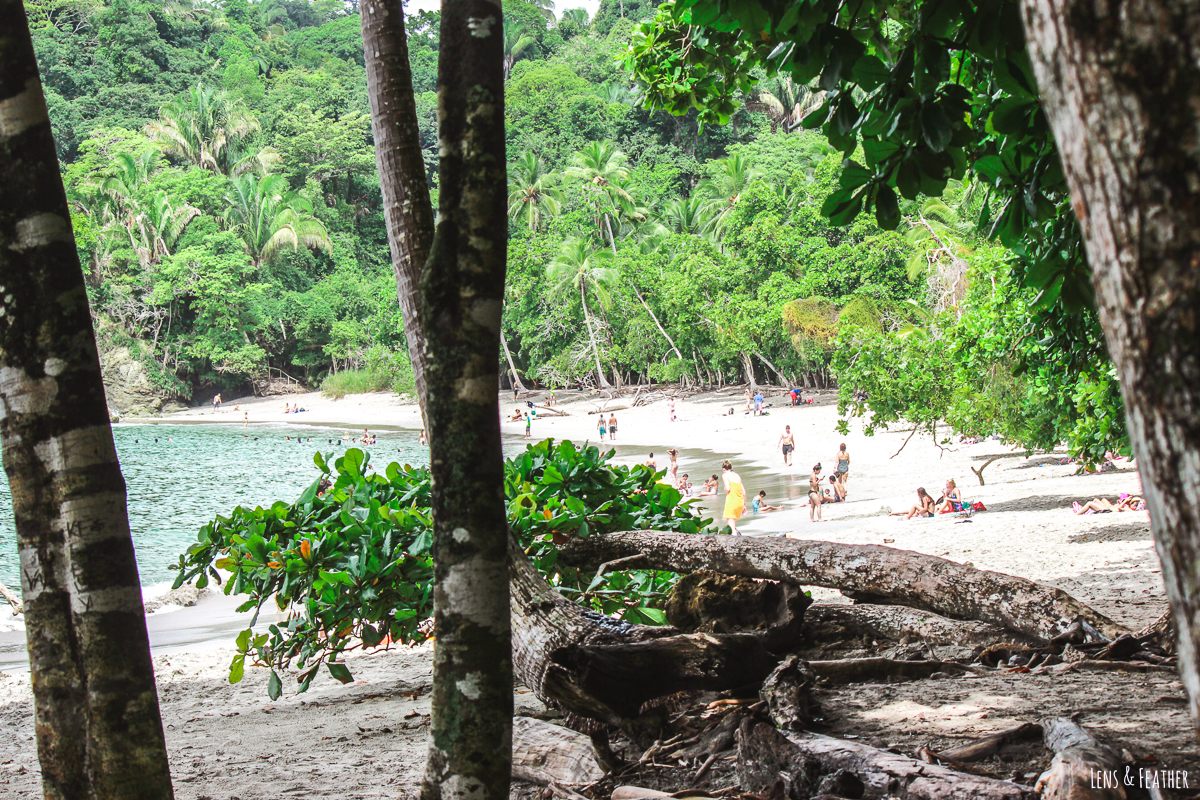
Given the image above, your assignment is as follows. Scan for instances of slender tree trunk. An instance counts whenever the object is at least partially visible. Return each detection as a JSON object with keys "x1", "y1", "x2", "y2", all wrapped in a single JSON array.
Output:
[
  {"x1": 754, "y1": 350, "x2": 789, "y2": 386},
  {"x1": 501, "y1": 331, "x2": 526, "y2": 392},
  {"x1": 581, "y1": 285, "x2": 611, "y2": 388},
  {"x1": 1020, "y1": 0, "x2": 1200, "y2": 730},
  {"x1": 604, "y1": 213, "x2": 618, "y2": 255},
  {"x1": 419, "y1": 0, "x2": 511, "y2": 796},
  {"x1": 0, "y1": 7, "x2": 174, "y2": 798},
  {"x1": 740, "y1": 350, "x2": 758, "y2": 391},
  {"x1": 632, "y1": 285, "x2": 684, "y2": 361},
  {"x1": 361, "y1": 0, "x2": 436, "y2": 419}
]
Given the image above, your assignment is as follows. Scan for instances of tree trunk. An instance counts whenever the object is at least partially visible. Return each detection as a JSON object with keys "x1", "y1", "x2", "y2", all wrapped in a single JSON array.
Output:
[
  {"x1": 419, "y1": 2, "x2": 511, "y2": 797},
  {"x1": 740, "y1": 351, "x2": 758, "y2": 391},
  {"x1": 1034, "y1": 718, "x2": 1126, "y2": 800},
  {"x1": 580, "y1": 284, "x2": 611, "y2": 388},
  {"x1": 1020, "y1": 0, "x2": 1200, "y2": 729},
  {"x1": 501, "y1": 331, "x2": 527, "y2": 392},
  {"x1": 361, "y1": 0, "x2": 436, "y2": 420},
  {"x1": 559, "y1": 532, "x2": 1127, "y2": 641},
  {"x1": 0, "y1": 7, "x2": 174, "y2": 797},
  {"x1": 632, "y1": 285, "x2": 684, "y2": 361},
  {"x1": 754, "y1": 349, "x2": 789, "y2": 386}
]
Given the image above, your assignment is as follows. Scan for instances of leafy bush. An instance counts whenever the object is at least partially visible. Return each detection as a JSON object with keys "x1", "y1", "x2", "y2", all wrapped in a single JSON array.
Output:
[
  {"x1": 171, "y1": 439, "x2": 712, "y2": 696},
  {"x1": 319, "y1": 346, "x2": 416, "y2": 399}
]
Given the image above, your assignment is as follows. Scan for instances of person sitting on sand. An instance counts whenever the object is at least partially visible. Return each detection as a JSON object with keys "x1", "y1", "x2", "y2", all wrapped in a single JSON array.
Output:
[
  {"x1": 751, "y1": 490, "x2": 783, "y2": 513},
  {"x1": 699, "y1": 475, "x2": 719, "y2": 496},
  {"x1": 827, "y1": 475, "x2": 847, "y2": 502},
  {"x1": 678, "y1": 473, "x2": 692, "y2": 494},
  {"x1": 936, "y1": 479, "x2": 962, "y2": 513},
  {"x1": 891, "y1": 487, "x2": 936, "y2": 519},
  {"x1": 509, "y1": 408, "x2": 523, "y2": 422}
]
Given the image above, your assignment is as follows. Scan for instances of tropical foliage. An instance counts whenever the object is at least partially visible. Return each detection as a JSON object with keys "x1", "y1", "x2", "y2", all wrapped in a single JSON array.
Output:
[{"x1": 171, "y1": 439, "x2": 710, "y2": 696}]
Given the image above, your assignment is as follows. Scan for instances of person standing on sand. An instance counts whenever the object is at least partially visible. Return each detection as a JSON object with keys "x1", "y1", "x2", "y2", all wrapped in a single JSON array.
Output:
[
  {"x1": 524, "y1": 412, "x2": 532, "y2": 439},
  {"x1": 608, "y1": 413, "x2": 617, "y2": 441},
  {"x1": 777, "y1": 425, "x2": 795, "y2": 466},
  {"x1": 597, "y1": 415, "x2": 607, "y2": 442},
  {"x1": 722, "y1": 460, "x2": 746, "y2": 535},
  {"x1": 808, "y1": 463, "x2": 824, "y2": 522},
  {"x1": 243, "y1": 411, "x2": 248, "y2": 428},
  {"x1": 836, "y1": 443, "x2": 850, "y2": 484},
  {"x1": 668, "y1": 396, "x2": 676, "y2": 421},
  {"x1": 745, "y1": 388, "x2": 752, "y2": 412},
  {"x1": 667, "y1": 449, "x2": 679, "y2": 485}
]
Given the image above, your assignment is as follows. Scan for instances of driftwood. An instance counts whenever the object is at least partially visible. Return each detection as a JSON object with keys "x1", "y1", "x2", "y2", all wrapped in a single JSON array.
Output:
[
  {"x1": 1035, "y1": 717, "x2": 1127, "y2": 800},
  {"x1": 664, "y1": 571, "x2": 811, "y2": 651},
  {"x1": 559, "y1": 532, "x2": 1128, "y2": 641},
  {"x1": 808, "y1": 657, "x2": 985, "y2": 683},
  {"x1": 0, "y1": 580, "x2": 22, "y2": 614},
  {"x1": 737, "y1": 719, "x2": 1037, "y2": 800},
  {"x1": 512, "y1": 716, "x2": 606, "y2": 786},
  {"x1": 761, "y1": 656, "x2": 820, "y2": 730},
  {"x1": 803, "y1": 602, "x2": 1023, "y2": 647},
  {"x1": 920, "y1": 722, "x2": 1043, "y2": 764}
]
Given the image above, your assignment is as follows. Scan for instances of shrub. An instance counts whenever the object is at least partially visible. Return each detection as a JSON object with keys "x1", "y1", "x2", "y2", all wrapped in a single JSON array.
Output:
[{"x1": 171, "y1": 439, "x2": 713, "y2": 697}]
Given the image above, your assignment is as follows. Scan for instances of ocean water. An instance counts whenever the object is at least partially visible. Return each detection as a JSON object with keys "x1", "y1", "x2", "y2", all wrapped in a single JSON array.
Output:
[{"x1": 0, "y1": 423, "x2": 443, "y2": 590}]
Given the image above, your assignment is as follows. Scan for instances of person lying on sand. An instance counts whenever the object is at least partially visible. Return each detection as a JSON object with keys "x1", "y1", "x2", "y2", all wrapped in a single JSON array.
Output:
[
  {"x1": 752, "y1": 490, "x2": 783, "y2": 513},
  {"x1": 1073, "y1": 494, "x2": 1146, "y2": 514},
  {"x1": 891, "y1": 487, "x2": 936, "y2": 518}
]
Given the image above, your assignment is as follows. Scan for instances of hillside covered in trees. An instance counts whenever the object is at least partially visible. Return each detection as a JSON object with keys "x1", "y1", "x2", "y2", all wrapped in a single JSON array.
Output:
[{"x1": 31, "y1": 0, "x2": 1120, "y2": 457}]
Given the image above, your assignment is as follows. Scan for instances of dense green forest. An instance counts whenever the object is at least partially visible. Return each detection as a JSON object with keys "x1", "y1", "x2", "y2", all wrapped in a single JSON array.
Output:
[{"x1": 29, "y1": 0, "x2": 1122, "y2": 456}]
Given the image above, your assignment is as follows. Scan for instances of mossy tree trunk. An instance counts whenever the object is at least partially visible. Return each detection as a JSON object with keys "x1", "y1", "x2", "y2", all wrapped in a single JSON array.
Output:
[
  {"x1": 419, "y1": 0, "x2": 512, "y2": 797},
  {"x1": 0, "y1": 5, "x2": 174, "y2": 798},
  {"x1": 1020, "y1": 0, "x2": 1200, "y2": 730},
  {"x1": 361, "y1": 0, "x2": 436, "y2": 417}
]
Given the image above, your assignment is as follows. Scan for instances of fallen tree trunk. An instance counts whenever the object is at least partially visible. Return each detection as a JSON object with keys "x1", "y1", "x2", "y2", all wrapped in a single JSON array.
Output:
[
  {"x1": 509, "y1": 534, "x2": 777, "y2": 726},
  {"x1": 1035, "y1": 717, "x2": 1127, "y2": 800},
  {"x1": 559, "y1": 533, "x2": 1127, "y2": 642},
  {"x1": 919, "y1": 722, "x2": 1043, "y2": 764},
  {"x1": 804, "y1": 602, "x2": 1023, "y2": 646},
  {"x1": 808, "y1": 657, "x2": 984, "y2": 683},
  {"x1": 737, "y1": 719, "x2": 1037, "y2": 800},
  {"x1": 0, "y1": 580, "x2": 21, "y2": 615},
  {"x1": 512, "y1": 716, "x2": 605, "y2": 786}
]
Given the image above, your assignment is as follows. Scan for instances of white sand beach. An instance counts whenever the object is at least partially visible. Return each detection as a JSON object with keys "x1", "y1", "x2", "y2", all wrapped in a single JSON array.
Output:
[{"x1": 1, "y1": 386, "x2": 1189, "y2": 798}]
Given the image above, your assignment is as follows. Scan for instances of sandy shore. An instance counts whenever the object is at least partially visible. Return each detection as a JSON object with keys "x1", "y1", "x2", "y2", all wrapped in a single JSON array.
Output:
[{"x1": 0, "y1": 385, "x2": 1184, "y2": 797}]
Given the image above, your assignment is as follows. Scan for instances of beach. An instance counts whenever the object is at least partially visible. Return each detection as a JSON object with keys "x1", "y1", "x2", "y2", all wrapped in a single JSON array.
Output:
[{"x1": 1, "y1": 385, "x2": 1191, "y2": 798}]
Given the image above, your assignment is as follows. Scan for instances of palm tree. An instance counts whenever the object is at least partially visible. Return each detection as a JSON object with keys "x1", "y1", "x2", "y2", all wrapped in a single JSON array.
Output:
[
  {"x1": 526, "y1": 0, "x2": 557, "y2": 23},
  {"x1": 223, "y1": 174, "x2": 332, "y2": 267},
  {"x1": 508, "y1": 152, "x2": 563, "y2": 231},
  {"x1": 503, "y1": 22, "x2": 536, "y2": 80},
  {"x1": 906, "y1": 198, "x2": 974, "y2": 314},
  {"x1": 660, "y1": 195, "x2": 710, "y2": 235},
  {"x1": 560, "y1": 7, "x2": 588, "y2": 29},
  {"x1": 747, "y1": 76, "x2": 825, "y2": 133},
  {"x1": 145, "y1": 84, "x2": 280, "y2": 176},
  {"x1": 699, "y1": 154, "x2": 763, "y2": 236},
  {"x1": 134, "y1": 192, "x2": 201, "y2": 268},
  {"x1": 565, "y1": 141, "x2": 632, "y2": 250},
  {"x1": 547, "y1": 238, "x2": 616, "y2": 388}
]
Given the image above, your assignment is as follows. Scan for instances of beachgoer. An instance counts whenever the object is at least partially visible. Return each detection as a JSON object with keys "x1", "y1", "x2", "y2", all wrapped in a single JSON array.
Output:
[
  {"x1": 699, "y1": 475, "x2": 719, "y2": 496},
  {"x1": 752, "y1": 490, "x2": 783, "y2": 513},
  {"x1": 744, "y1": 388, "x2": 753, "y2": 412},
  {"x1": 509, "y1": 408, "x2": 523, "y2": 421},
  {"x1": 514, "y1": 386, "x2": 519, "y2": 401},
  {"x1": 778, "y1": 425, "x2": 795, "y2": 466},
  {"x1": 678, "y1": 473, "x2": 692, "y2": 494},
  {"x1": 667, "y1": 449, "x2": 679, "y2": 485},
  {"x1": 836, "y1": 443, "x2": 850, "y2": 484},
  {"x1": 668, "y1": 397, "x2": 676, "y2": 422},
  {"x1": 936, "y1": 480, "x2": 962, "y2": 513},
  {"x1": 243, "y1": 411, "x2": 248, "y2": 428},
  {"x1": 827, "y1": 475, "x2": 847, "y2": 502},
  {"x1": 549, "y1": 390, "x2": 555, "y2": 407},
  {"x1": 597, "y1": 416, "x2": 607, "y2": 441},
  {"x1": 754, "y1": 392, "x2": 764, "y2": 415},
  {"x1": 890, "y1": 488, "x2": 936, "y2": 519},
  {"x1": 645, "y1": 452, "x2": 657, "y2": 470},
  {"x1": 1073, "y1": 494, "x2": 1146, "y2": 514},
  {"x1": 722, "y1": 460, "x2": 746, "y2": 534},
  {"x1": 608, "y1": 413, "x2": 617, "y2": 441},
  {"x1": 808, "y1": 463, "x2": 824, "y2": 522},
  {"x1": 524, "y1": 413, "x2": 532, "y2": 439}
]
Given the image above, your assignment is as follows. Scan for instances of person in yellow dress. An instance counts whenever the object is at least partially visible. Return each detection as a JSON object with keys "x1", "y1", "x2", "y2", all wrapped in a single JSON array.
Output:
[{"x1": 722, "y1": 459, "x2": 746, "y2": 535}]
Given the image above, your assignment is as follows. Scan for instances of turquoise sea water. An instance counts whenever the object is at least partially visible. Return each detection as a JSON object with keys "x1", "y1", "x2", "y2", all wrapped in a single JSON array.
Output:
[{"x1": 0, "y1": 423, "x2": 446, "y2": 590}]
